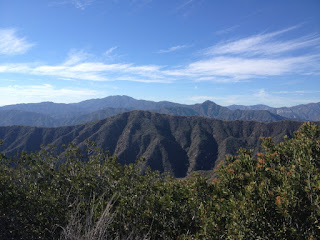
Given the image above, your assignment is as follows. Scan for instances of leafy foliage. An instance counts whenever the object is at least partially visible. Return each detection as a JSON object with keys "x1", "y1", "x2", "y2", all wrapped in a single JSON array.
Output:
[{"x1": 0, "y1": 122, "x2": 319, "y2": 239}]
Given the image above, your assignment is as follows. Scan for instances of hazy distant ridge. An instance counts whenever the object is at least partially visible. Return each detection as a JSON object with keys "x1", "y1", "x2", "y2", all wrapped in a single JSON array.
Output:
[
  {"x1": 228, "y1": 102, "x2": 320, "y2": 121},
  {"x1": 0, "y1": 96, "x2": 300, "y2": 127}
]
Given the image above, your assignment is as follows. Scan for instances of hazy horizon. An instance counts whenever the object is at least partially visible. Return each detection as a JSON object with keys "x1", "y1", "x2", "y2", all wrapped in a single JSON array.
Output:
[{"x1": 0, "y1": 94, "x2": 319, "y2": 109}]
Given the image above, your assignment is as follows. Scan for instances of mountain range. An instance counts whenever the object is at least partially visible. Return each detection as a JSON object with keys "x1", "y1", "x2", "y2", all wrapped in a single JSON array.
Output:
[
  {"x1": 1, "y1": 95, "x2": 319, "y2": 127},
  {"x1": 227, "y1": 102, "x2": 320, "y2": 121},
  {"x1": 1, "y1": 96, "x2": 319, "y2": 177},
  {"x1": 0, "y1": 110, "x2": 307, "y2": 177}
]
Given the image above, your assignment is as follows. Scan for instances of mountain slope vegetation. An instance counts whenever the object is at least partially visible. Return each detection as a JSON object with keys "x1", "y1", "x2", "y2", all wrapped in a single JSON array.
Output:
[{"x1": 0, "y1": 111, "x2": 304, "y2": 177}]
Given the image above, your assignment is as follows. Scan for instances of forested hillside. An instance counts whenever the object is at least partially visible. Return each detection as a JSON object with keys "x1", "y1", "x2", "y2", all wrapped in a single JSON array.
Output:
[
  {"x1": 0, "y1": 111, "x2": 304, "y2": 177},
  {"x1": 0, "y1": 122, "x2": 319, "y2": 239}
]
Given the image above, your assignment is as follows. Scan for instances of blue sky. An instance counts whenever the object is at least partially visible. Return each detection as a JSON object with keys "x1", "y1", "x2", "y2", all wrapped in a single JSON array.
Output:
[{"x1": 0, "y1": 0, "x2": 319, "y2": 107}]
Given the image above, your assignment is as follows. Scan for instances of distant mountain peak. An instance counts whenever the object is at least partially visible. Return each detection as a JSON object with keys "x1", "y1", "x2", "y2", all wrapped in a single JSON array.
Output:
[
  {"x1": 0, "y1": 95, "x2": 319, "y2": 127},
  {"x1": 202, "y1": 100, "x2": 215, "y2": 105}
]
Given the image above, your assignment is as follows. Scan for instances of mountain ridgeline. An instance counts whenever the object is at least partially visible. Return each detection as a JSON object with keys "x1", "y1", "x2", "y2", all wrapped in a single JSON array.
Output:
[
  {"x1": 2, "y1": 95, "x2": 319, "y2": 127},
  {"x1": 228, "y1": 102, "x2": 320, "y2": 121},
  {"x1": 0, "y1": 111, "x2": 305, "y2": 177}
]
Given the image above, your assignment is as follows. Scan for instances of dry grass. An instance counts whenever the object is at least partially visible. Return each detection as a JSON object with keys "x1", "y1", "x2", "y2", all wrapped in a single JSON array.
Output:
[{"x1": 59, "y1": 195, "x2": 151, "y2": 240}]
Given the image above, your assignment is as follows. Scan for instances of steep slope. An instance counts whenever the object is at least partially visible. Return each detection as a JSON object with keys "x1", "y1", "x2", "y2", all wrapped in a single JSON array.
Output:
[{"x1": 0, "y1": 111, "x2": 304, "y2": 177}]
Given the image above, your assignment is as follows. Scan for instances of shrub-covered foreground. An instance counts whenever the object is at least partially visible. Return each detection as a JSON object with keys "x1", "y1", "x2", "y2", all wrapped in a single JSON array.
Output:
[{"x1": 0, "y1": 122, "x2": 319, "y2": 239}]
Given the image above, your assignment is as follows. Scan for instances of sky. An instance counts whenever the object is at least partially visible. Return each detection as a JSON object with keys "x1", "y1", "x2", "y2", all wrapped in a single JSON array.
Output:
[{"x1": 0, "y1": 0, "x2": 319, "y2": 107}]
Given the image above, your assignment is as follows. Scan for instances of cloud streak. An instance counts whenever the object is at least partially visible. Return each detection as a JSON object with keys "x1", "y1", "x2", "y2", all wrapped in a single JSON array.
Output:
[
  {"x1": 215, "y1": 25, "x2": 240, "y2": 35},
  {"x1": 50, "y1": 0, "x2": 94, "y2": 10},
  {"x1": 0, "y1": 26, "x2": 318, "y2": 84},
  {"x1": 190, "y1": 55, "x2": 316, "y2": 78},
  {"x1": 64, "y1": 49, "x2": 92, "y2": 66},
  {"x1": 163, "y1": 54, "x2": 318, "y2": 82},
  {"x1": 105, "y1": 46, "x2": 118, "y2": 56},
  {"x1": 204, "y1": 26, "x2": 319, "y2": 57},
  {"x1": 0, "y1": 29, "x2": 34, "y2": 55},
  {"x1": 72, "y1": 0, "x2": 94, "y2": 9},
  {"x1": 176, "y1": 0, "x2": 194, "y2": 10},
  {"x1": 157, "y1": 44, "x2": 189, "y2": 53},
  {"x1": 164, "y1": 26, "x2": 320, "y2": 82},
  {"x1": 0, "y1": 53, "x2": 170, "y2": 83}
]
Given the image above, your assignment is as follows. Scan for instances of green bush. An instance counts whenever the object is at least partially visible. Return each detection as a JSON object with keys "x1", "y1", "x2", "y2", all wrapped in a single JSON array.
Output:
[{"x1": 205, "y1": 122, "x2": 320, "y2": 239}]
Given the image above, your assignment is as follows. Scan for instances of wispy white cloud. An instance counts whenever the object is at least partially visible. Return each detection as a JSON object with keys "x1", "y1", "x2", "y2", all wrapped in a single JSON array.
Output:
[
  {"x1": 104, "y1": 46, "x2": 124, "y2": 62},
  {"x1": 71, "y1": 0, "x2": 94, "y2": 9},
  {"x1": 204, "y1": 25, "x2": 319, "y2": 56},
  {"x1": 30, "y1": 62, "x2": 131, "y2": 81},
  {"x1": 195, "y1": 55, "x2": 315, "y2": 76},
  {"x1": 174, "y1": 0, "x2": 198, "y2": 17},
  {"x1": 0, "y1": 28, "x2": 34, "y2": 55},
  {"x1": 163, "y1": 26, "x2": 320, "y2": 82},
  {"x1": 50, "y1": 0, "x2": 94, "y2": 10},
  {"x1": 157, "y1": 44, "x2": 189, "y2": 53},
  {"x1": 164, "y1": 55, "x2": 318, "y2": 82},
  {"x1": 125, "y1": 65, "x2": 165, "y2": 80},
  {"x1": 1, "y1": 26, "x2": 318, "y2": 85},
  {"x1": 272, "y1": 90, "x2": 320, "y2": 95},
  {"x1": 63, "y1": 49, "x2": 92, "y2": 66},
  {"x1": 215, "y1": 25, "x2": 240, "y2": 35},
  {"x1": 105, "y1": 46, "x2": 118, "y2": 56},
  {"x1": 176, "y1": 0, "x2": 194, "y2": 10},
  {"x1": 0, "y1": 84, "x2": 102, "y2": 106},
  {"x1": 0, "y1": 52, "x2": 169, "y2": 83}
]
